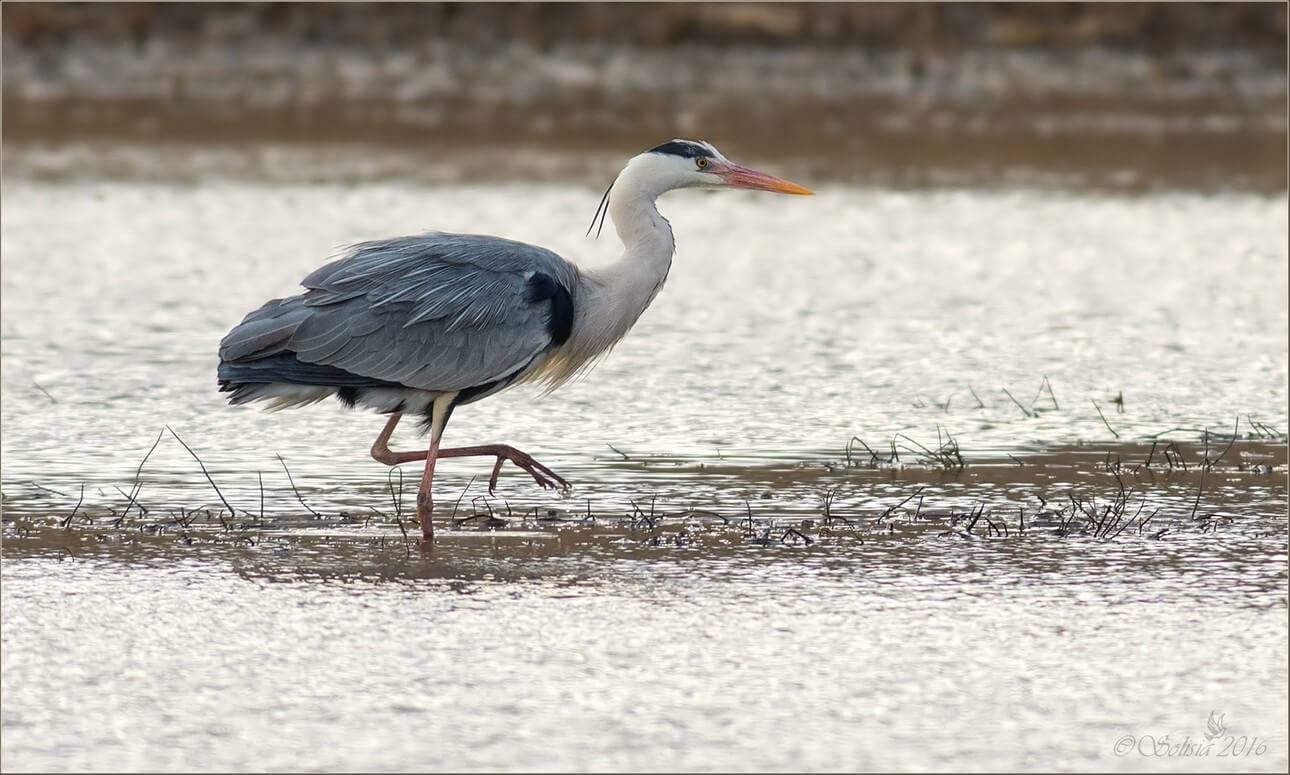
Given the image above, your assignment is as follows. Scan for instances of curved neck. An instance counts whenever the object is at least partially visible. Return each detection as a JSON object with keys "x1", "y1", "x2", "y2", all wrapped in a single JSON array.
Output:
[
  {"x1": 608, "y1": 161, "x2": 676, "y2": 276},
  {"x1": 542, "y1": 162, "x2": 676, "y2": 384},
  {"x1": 596, "y1": 162, "x2": 676, "y2": 322}
]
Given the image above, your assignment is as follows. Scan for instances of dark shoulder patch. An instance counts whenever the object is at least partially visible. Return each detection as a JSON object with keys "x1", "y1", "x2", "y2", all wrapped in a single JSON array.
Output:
[
  {"x1": 525, "y1": 272, "x2": 574, "y2": 346},
  {"x1": 648, "y1": 140, "x2": 709, "y2": 159},
  {"x1": 524, "y1": 272, "x2": 559, "y2": 303}
]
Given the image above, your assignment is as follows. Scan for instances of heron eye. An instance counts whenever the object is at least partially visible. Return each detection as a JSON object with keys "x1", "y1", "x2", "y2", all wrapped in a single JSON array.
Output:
[{"x1": 696, "y1": 158, "x2": 709, "y2": 169}]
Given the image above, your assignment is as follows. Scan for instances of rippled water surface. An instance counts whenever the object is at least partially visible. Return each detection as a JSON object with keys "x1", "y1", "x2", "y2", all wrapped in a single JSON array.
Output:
[
  {"x1": 2, "y1": 180, "x2": 1287, "y2": 771},
  {"x1": 3, "y1": 536, "x2": 1287, "y2": 772},
  {"x1": 2, "y1": 183, "x2": 1285, "y2": 473}
]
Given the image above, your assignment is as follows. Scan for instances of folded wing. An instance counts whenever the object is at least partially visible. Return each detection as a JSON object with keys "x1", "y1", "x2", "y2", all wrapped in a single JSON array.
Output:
[{"x1": 218, "y1": 233, "x2": 578, "y2": 397}]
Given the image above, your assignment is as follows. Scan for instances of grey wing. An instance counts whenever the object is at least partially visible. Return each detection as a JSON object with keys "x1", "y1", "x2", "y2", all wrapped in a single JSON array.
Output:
[{"x1": 219, "y1": 233, "x2": 579, "y2": 394}]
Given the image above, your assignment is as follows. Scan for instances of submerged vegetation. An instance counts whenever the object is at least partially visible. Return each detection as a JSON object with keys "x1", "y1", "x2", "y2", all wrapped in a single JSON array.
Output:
[{"x1": 3, "y1": 401, "x2": 1284, "y2": 561}]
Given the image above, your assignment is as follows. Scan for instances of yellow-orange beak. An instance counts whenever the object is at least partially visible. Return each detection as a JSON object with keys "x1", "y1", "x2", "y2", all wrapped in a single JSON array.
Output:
[{"x1": 718, "y1": 163, "x2": 814, "y2": 195}]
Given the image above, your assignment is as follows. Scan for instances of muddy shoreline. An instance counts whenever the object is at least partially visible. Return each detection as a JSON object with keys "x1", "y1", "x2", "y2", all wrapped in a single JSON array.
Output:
[
  {"x1": 6, "y1": 7, "x2": 1286, "y2": 190},
  {"x1": 5, "y1": 104, "x2": 1285, "y2": 191},
  {"x1": 5, "y1": 439, "x2": 1285, "y2": 562}
]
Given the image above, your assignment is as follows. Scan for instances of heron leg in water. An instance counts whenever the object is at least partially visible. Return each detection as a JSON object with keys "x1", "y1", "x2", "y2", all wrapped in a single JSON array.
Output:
[
  {"x1": 416, "y1": 436, "x2": 441, "y2": 541},
  {"x1": 371, "y1": 413, "x2": 570, "y2": 498},
  {"x1": 411, "y1": 396, "x2": 456, "y2": 541}
]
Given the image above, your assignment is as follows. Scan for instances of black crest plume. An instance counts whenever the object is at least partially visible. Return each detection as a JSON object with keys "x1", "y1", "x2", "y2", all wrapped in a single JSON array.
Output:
[{"x1": 586, "y1": 180, "x2": 614, "y2": 239}]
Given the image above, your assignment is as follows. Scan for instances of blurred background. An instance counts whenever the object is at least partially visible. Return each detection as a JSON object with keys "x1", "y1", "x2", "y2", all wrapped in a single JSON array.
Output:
[
  {"x1": 4, "y1": 1, "x2": 1287, "y2": 189},
  {"x1": 3, "y1": 10, "x2": 1288, "y2": 771}
]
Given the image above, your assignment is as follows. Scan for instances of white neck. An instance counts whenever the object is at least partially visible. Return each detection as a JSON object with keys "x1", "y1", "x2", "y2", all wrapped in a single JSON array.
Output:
[
  {"x1": 531, "y1": 156, "x2": 678, "y2": 386},
  {"x1": 601, "y1": 161, "x2": 677, "y2": 308}
]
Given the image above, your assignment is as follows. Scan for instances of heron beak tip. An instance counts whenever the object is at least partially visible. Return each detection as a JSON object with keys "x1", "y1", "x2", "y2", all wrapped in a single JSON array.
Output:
[{"x1": 722, "y1": 164, "x2": 814, "y2": 196}]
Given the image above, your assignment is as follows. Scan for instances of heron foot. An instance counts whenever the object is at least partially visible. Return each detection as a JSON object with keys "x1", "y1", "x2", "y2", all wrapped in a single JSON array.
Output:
[
  {"x1": 370, "y1": 415, "x2": 570, "y2": 500},
  {"x1": 482, "y1": 446, "x2": 571, "y2": 495},
  {"x1": 373, "y1": 441, "x2": 570, "y2": 493}
]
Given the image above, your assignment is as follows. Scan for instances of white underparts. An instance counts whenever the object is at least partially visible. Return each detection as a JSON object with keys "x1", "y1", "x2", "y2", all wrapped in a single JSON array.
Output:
[{"x1": 239, "y1": 383, "x2": 439, "y2": 414}]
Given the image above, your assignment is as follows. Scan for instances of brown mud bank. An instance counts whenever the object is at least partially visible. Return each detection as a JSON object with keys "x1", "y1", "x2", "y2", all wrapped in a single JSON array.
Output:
[
  {"x1": 3, "y1": 438, "x2": 1284, "y2": 572},
  {"x1": 6, "y1": 94, "x2": 1287, "y2": 191}
]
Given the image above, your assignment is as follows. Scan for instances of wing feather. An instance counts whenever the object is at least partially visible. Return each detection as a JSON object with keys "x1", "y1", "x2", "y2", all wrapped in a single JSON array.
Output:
[{"x1": 221, "y1": 233, "x2": 579, "y2": 395}]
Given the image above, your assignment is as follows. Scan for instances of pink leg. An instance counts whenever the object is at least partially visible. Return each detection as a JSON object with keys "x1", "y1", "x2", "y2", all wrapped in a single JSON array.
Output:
[
  {"x1": 378, "y1": 407, "x2": 449, "y2": 543},
  {"x1": 416, "y1": 435, "x2": 441, "y2": 542},
  {"x1": 371, "y1": 414, "x2": 570, "y2": 494}
]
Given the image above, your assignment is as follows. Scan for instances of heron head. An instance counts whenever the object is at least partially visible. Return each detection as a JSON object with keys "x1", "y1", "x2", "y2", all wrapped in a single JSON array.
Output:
[
  {"x1": 640, "y1": 139, "x2": 814, "y2": 196},
  {"x1": 588, "y1": 139, "x2": 813, "y2": 238}
]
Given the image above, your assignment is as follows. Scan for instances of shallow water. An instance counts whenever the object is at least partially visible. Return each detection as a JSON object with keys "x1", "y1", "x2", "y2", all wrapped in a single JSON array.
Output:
[
  {"x1": 2, "y1": 532, "x2": 1287, "y2": 772},
  {"x1": 1, "y1": 182, "x2": 1285, "y2": 481},
  {"x1": 2, "y1": 179, "x2": 1287, "y2": 771}
]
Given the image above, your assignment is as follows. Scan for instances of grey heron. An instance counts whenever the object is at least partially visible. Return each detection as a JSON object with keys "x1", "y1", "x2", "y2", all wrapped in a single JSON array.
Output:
[{"x1": 218, "y1": 139, "x2": 812, "y2": 541}]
